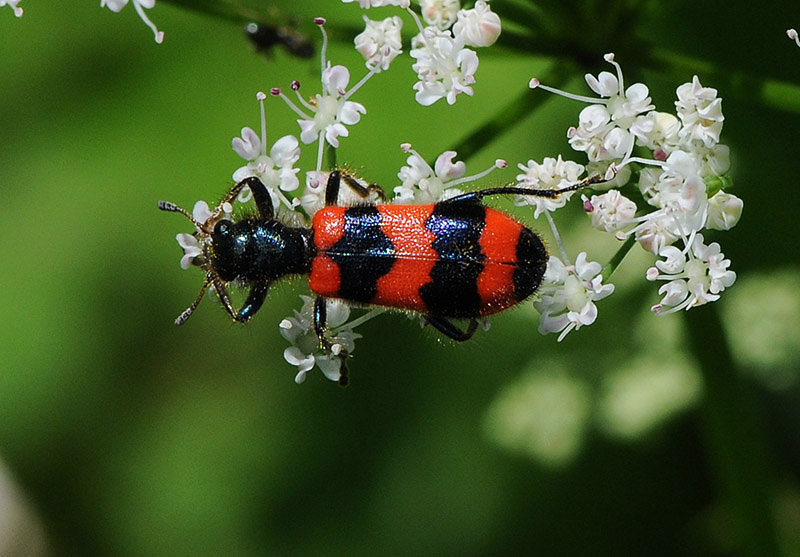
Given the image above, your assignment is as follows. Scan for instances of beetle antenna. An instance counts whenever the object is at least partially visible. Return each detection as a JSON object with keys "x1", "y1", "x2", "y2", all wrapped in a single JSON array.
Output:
[
  {"x1": 444, "y1": 172, "x2": 614, "y2": 204},
  {"x1": 548, "y1": 173, "x2": 609, "y2": 196},
  {"x1": 158, "y1": 200, "x2": 204, "y2": 229},
  {"x1": 175, "y1": 276, "x2": 212, "y2": 326}
]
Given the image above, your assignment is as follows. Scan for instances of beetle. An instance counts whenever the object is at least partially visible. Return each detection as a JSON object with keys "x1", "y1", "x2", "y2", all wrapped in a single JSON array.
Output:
[{"x1": 158, "y1": 170, "x2": 597, "y2": 384}]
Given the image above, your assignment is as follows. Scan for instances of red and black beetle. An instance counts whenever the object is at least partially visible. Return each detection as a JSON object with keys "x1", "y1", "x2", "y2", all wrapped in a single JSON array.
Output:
[{"x1": 159, "y1": 170, "x2": 593, "y2": 383}]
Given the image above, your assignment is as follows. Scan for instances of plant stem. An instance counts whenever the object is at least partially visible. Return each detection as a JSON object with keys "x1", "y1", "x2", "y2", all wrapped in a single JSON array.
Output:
[
  {"x1": 601, "y1": 235, "x2": 636, "y2": 282},
  {"x1": 326, "y1": 142, "x2": 337, "y2": 171},
  {"x1": 684, "y1": 305, "x2": 781, "y2": 557}
]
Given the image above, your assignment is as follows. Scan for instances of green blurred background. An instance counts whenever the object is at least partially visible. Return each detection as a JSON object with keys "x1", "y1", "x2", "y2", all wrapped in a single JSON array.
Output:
[{"x1": 2, "y1": 1, "x2": 800, "y2": 555}]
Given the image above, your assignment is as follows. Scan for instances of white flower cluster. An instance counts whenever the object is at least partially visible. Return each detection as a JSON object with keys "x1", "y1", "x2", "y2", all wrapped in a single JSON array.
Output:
[
  {"x1": 344, "y1": 0, "x2": 502, "y2": 105},
  {"x1": 279, "y1": 296, "x2": 363, "y2": 384},
  {"x1": 393, "y1": 144, "x2": 505, "y2": 204},
  {"x1": 522, "y1": 53, "x2": 741, "y2": 339},
  {"x1": 536, "y1": 253, "x2": 615, "y2": 342}
]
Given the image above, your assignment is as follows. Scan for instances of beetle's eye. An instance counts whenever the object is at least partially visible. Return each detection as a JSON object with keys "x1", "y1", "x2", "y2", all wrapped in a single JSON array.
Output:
[{"x1": 214, "y1": 220, "x2": 231, "y2": 235}]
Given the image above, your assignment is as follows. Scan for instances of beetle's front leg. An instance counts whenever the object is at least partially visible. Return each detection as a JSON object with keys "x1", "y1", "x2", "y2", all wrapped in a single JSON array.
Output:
[
  {"x1": 313, "y1": 296, "x2": 350, "y2": 386},
  {"x1": 213, "y1": 278, "x2": 269, "y2": 323},
  {"x1": 219, "y1": 176, "x2": 275, "y2": 219}
]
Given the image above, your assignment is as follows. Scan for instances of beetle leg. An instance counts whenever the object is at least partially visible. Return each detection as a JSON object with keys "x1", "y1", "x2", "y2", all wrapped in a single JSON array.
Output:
[
  {"x1": 425, "y1": 316, "x2": 479, "y2": 342},
  {"x1": 324, "y1": 170, "x2": 342, "y2": 206},
  {"x1": 237, "y1": 282, "x2": 269, "y2": 322},
  {"x1": 211, "y1": 276, "x2": 268, "y2": 323},
  {"x1": 219, "y1": 176, "x2": 274, "y2": 219},
  {"x1": 313, "y1": 296, "x2": 350, "y2": 386},
  {"x1": 246, "y1": 177, "x2": 275, "y2": 220},
  {"x1": 220, "y1": 176, "x2": 262, "y2": 204},
  {"x1": 325, "y1": 169, "x2": 385, "y2": 206},
  {"x1": 341, "y1": 172, "x2": 387, "y2": 201},
  {"x1": 208, "y1": 275, "x2": 236, "y2": 320},
  {"x1": 174, "y1": 275, "x2": 212, "y2": 326}
]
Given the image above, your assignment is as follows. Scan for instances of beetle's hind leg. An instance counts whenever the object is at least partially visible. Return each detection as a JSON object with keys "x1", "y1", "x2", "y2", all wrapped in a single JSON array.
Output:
[
  {"x1": 313, "y1": 296, "x2": 351, "y2": 386},
  {"x1": 425, "y1": 316, "x2": 479, "y2": 342},
  {"x1": 325, "y1": 169, "x2": 386, "y2": 206},
  {"x1": 341, "y1": 172, "x2": 386, "y2": 201}
]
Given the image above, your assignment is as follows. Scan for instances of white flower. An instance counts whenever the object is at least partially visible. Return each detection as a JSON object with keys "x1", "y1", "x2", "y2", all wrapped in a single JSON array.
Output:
[
  {"x1": 299, "y1": 171, "x2": 329, "y2": 217},
  {"x1": 101, "y1": 0, "x2": 164, "y2": 43},
  {"x1": 633, "y1": 212, "x2": 679, "y2": 255},
  {"x1": 706, "y1": 191, "x2": 743, "y2": 231},
  {"x1": 176, "y1": 234, "x2": 202, "y2": 270},
  {"x1": 514, "y1": 156, "x2": 584, "y2": 217},
  {"x1": 273, "y1": 19, "x2": 381, "y2": 156},
  {"x1": 626, "y1": 150, "x2": 711, "y2": 249},
  {"x1": 646, "y1": 234, "x2": 736, "y2": 314},
  {"x1": 279, "y1": 296, "x2": 361, "y2": 384},
  {"x1": 420, "y1": 0, "x2": 460, "y2": 29},
  {"x1": 653, "y1": 151, "x2": 706, "y2": 209},
  {"x1": 394, "y1": 149, "x2": 466, "y2": 203},
  {"x1": 532, "y1": 54, "x2": 655, "y2": 165},
  {"x1": 695, "y1": 143, "x2": 731, "y2": 178},
  {"x1": 566, "y1": 105, "x2": 613, "y2": 162},
  {"x1": 296, "y1": 64, "x2": 367, "y2": 148},
  {"x1": 231, "y1": 127, "x2": 301, "y2": 208},
  {"x1": 452, "y1": 0, "x2": 501, "y2": 47},
  {"x1": 410, "y1": 27, "x2": 478, "y2": 106},
  {"x1": 534, "y1": 253, "x2": 615, "y2": 341},
  {"x1": 631, "y1": 111, "x2": 681, "y2": 156},
  {"x1": 567, "y1": 60, "x2": 654, "y2": 162},
  {"x1": 788, "y1": 29, "x2": 800, "y2": 48},
  {"x1": 1, "y1": 0, "x2": 22, "y2": 17},
  {"x1": 585, "y1": 189, "x2": 637, "y2": 232},
  {"x1": 675, "y1": 76, "x2": 724, "y2": 148},
  {"x1": 583, "y1": 66, "x2": 653, "y2": 123},
  {"x1": 170, "y1": 200, "x2": 232, "y2": 270},
  {"x1": 191, "y1": 200, "x2": 214, "y2": 224},
  {"x1": 354, "y1": 15, "x2": 404, "y2": 71}
]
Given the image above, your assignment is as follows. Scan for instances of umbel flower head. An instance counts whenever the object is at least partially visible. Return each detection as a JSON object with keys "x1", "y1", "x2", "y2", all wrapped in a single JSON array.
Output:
[
  {"x1": 527, "y1": 53, "x2": 741, "y2": 335},
  {"x1": 343, "y1": 0, "x2": 501, "y2": 106},
  {"x1": 535, "y1": 253, "x2": 615, "y2": 342}
]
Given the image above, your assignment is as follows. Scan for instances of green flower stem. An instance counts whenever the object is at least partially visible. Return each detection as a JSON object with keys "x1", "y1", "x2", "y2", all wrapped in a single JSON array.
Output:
[
  {"x1": 601, "y1": 234, "x2": 636, "y2": 282},
  {"x1": 684, "y1": 306, "x2": 781, "y2": 557},
  {"x1": 326, "y1": 143, "x2": 337, "y2": 171}
]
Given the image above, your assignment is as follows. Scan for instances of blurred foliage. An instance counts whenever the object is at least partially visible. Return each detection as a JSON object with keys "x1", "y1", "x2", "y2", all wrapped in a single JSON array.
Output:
[{"x1": 1, "y1": 0, "x2": 799, "y2": 556}]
